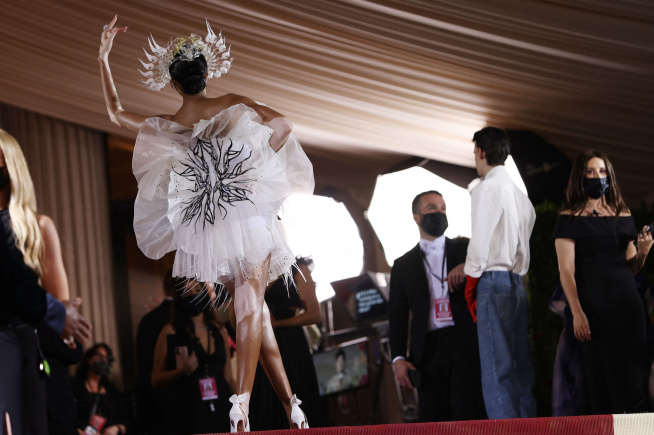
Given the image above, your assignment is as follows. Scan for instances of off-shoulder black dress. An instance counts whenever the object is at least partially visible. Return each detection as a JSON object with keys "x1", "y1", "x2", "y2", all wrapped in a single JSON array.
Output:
[{"x1": 553, "y1": 215, "x2": 651, "y2": 414}]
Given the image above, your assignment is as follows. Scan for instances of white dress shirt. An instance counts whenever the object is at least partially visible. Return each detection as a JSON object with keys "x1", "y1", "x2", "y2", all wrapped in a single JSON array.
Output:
[
  {"x1": 464, "y1": 165, "x2": 535, "y2": 278},
  {"x1": 420, "y1": 236, "x2": 455, "y2": 331}
]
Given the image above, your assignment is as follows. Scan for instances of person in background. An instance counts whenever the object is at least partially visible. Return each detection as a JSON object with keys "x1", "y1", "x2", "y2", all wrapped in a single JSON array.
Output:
[
  {"x1": 72, "y1": 344, "x2": 128, "y2": 435},
  {"x1": 464, "y1": 127, "x2": 537, "y2": 419},
  {"x1": 389, "y1": 190, "x2": 484, "y2": 422},
  {"x1": 249, "y1": 256, "x2": 326, "y2": 430},
  {"x1": 549, "y1": 282, "x2": 583, "y2": 417},
  {"x1": 325, "y1": 350, "x2": 352, "y2": 394},
  {"x1": 553, "y1": 149, "x2": 652, "y2": 414},
  {"x1": 135, "y1": 268, "x2": 176, "y2": 433},
  {"x1": 151, "y1": 279, "x2": 235, "y2": 434},
  {"x1": 37, "y1": 211, "x2": 84, "y2": 435},
  {"x1": 0, "y1": 129, "x2": 91, "y2": 435}
]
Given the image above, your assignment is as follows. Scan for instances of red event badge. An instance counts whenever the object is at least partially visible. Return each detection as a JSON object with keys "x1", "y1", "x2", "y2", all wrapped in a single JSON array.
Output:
[
  {"x1": 83, "y1": 415, "x2": 107, "y2": 435},
  {"x1": 435, "y1": 297, "x2": 453, "y2": 321},
  {"x1": 199, "y1": 377, "x2": 218, "y2": 401}
]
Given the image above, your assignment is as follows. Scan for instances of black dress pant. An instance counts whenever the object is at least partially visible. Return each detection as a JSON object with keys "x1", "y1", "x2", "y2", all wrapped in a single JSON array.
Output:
[
  {"x1": 0, "y1": 326, "x2": 47, "y2": 435},
  {"x1": 416, "y1": 326, "x2": 485, "y2": 422}
]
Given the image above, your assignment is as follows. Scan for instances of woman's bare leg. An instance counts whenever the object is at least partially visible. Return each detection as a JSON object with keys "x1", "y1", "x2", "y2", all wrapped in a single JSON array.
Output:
[
  {"x1": 229, "y1": 260, "x2": 269, "y2": 431},
  {"x1": 257, "y1": 302, "x2": 294, "y2": 410}
]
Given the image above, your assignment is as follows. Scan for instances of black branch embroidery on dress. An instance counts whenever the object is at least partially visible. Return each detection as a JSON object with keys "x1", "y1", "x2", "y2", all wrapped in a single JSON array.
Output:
[{"x1": 174, "y1": 136, "x2": 255, "y2": 231}]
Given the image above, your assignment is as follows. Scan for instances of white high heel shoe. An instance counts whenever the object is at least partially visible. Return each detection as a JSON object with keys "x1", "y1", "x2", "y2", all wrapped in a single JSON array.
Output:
[
  {"x1": 288, "y1": 395, "x2": 309, "y2": 429},
  {"x1": 229, "y1": 394, "x2": 250, "y2": 433}
]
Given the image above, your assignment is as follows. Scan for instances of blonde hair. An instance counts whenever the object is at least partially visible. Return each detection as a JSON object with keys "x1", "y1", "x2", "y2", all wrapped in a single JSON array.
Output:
[{"x1": 0, "y1": 129, "x2": 44, "y2": 276}]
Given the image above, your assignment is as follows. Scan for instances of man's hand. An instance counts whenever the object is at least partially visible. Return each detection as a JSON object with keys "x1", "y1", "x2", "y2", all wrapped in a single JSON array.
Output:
[
  {"x1": 444, "y1": 263, "x2": 466, "y2": 292},
  {"x1": 393, "y1": 359, "x2": 417, "y2": 389},
  {"x1": 61, "y1": 297, "x2": 92, "y2": 348}
]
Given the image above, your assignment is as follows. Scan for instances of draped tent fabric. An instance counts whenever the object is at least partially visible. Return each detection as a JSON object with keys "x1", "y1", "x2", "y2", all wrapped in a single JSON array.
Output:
[
  {"x1": 0, "y1": 103, "x2": 122, "y2": 380},
  {"x1": 0, "y1": 0, "x2": 653, "y2": 204}
]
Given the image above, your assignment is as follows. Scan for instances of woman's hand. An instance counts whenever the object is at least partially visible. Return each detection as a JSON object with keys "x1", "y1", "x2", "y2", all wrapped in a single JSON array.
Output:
[
  {"x1": 573, "y1": 309, "x2": 591, "y2": 342},
  {"x1": 179, "y1": 351, "x2": 199, "y2": 375},
  {"x1": 638, "y1": 225, "x2": 653, "y2": 254},
  {"x1": 101, "y1": 425, "x2": 120, "y2": 435},
  {"x1": 99, "y1": 15, "x2": 127, "y2": 60}
]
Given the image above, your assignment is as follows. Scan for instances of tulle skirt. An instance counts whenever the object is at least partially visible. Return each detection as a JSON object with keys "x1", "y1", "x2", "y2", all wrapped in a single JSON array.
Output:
[{"x1": 132, "y1": 103, "x2": 314, "y2": 284}]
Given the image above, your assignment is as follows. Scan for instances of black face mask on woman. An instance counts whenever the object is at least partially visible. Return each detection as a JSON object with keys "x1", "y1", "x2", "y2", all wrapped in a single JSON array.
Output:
[
  {"x1": 90, "y1": 359, "x2": 112, "y2": 377},
  {"x1": 584, "y1": 177, "x2": 609, "y2": 199},
  {"x1": 179, "y1": 296, "x2": 204, "y2": 317},
  {"x1": 420, "y1": 212, "x2": 448, "y2": 238},
  {"x1": 0, "y1": 166, "x2": 8, "y2": 191}
]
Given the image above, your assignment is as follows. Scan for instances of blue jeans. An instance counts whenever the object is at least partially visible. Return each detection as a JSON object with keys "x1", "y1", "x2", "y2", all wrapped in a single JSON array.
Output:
[{"x1": 477, "y1": 271, "x2": 536, "y2": 419}]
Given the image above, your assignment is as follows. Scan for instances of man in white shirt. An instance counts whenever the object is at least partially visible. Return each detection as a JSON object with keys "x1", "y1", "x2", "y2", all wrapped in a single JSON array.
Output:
[
  {"x1": 464, "y1": 127, "x2": 537, "y2": 419},
  {"x1": 389, "y1": 191, "x2": 485, "y2": 422}
]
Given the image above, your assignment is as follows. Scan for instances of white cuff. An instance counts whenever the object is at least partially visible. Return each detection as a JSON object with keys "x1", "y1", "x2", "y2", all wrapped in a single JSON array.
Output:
[{"x1": 392, "y1": 356, "x2": 406, "y2": 365}]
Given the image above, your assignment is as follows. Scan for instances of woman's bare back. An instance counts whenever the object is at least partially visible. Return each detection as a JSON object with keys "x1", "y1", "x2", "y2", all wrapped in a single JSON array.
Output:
[{"x1": 165, "y1": 93, "x2": 249, "y2": 128}]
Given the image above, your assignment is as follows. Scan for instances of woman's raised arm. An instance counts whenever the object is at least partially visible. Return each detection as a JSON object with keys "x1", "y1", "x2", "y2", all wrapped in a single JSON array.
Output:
[{"x1": 98, "y1": 15, "x2": 155, "y2": 134}]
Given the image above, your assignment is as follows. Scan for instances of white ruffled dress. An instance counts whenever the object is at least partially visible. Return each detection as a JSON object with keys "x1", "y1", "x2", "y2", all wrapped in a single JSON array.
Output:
[{"x1": 132, "y1": 104, "x2": 314, "y2": 285}]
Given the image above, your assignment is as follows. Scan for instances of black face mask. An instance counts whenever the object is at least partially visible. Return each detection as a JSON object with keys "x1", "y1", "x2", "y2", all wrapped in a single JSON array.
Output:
[
  {"x1": 90, "y1": 359, "x2": 112, "y2": 377},
  {"x1": 420, "y1": 212, "x2": 448, "y2": 238},
  {"x1": 0, "y1": 166, "x2": 8, "y2": 191},
  {"x1": 179, "y1": 296, "x2": 204, "y2": 317},
  {"x1": 584, "y1": 177, "x2": 609, "y2": 199}
]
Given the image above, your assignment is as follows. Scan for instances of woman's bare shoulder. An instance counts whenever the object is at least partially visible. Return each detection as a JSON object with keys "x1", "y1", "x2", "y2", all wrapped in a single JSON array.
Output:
[
  {"x1": 37, "y1": 214, "x2": 60, "y2": 243},
  {"x1": 160, "y1": 323, "x2": 175, "y2": 336},
  {"x1": 37, "y1": 213, "x2": 54, "y2": 229}
]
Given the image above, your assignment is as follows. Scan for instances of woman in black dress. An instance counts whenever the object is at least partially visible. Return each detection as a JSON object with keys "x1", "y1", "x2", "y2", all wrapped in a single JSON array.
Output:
[
  {"x1": 553, "y1": 149, "x2": 653, "y2": 414},
  {"x1": 151, "y1": 279, "x2": 236, "y2": 434},
  {"x1": 250, "y1": 257, "x2": 326, "y2": 430},
  {"x1": 72, "y1": 344, "x2": 129, "y2": 435},
  {"x1": 0, "y1": 129, "x2": 91, "y2": 435}
]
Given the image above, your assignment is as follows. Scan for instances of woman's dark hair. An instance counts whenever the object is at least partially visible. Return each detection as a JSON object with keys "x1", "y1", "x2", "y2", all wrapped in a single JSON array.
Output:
[
  {"x1": 170, "y1": 280, "x2": 218, "y2": 337},
  {"x1": 472, "y1": 127, "x2": 511, "y2": 166},
  {"x1": 561, "y1": 149, "x2": 627, "y2": 217},
  {"x1": 75, "y1": 343, "x2": 114, "y2": 382},
  {"x1": 169, "y1": 53, "x2": 208, "y2": 95},
  {"x1": 335, "y1": 349, "x2": 346, "y2": 362}
]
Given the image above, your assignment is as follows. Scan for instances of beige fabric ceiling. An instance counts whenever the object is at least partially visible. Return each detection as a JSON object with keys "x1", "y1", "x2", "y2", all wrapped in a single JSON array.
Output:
[{"x1": 1, "y1": 1, "x2": 653, "y2": 202}]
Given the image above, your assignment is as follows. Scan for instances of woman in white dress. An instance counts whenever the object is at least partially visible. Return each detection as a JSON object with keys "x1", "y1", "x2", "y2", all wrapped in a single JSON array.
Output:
[{"x1": 98, "y1": 16, "x2": 313, "y2": 432}]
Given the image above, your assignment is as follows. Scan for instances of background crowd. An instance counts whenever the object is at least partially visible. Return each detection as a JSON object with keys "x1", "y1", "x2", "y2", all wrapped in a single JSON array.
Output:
[{"x1": 2, "y1": 123, "x2": 654, "y2": 434}]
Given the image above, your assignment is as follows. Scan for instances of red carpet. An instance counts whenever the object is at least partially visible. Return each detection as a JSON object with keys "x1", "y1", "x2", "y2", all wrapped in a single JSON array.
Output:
[{"x1": 207, "y1": 414, "x2": 654, "y2": 434}]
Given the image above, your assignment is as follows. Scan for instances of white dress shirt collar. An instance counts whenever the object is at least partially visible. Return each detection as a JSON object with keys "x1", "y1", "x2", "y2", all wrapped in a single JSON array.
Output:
[
  {"x1": 419, "y1": 235, "x2": 445, "y2": 254},
  {"x1": 482, "y1": 165, "x2": 507, "y2": 181}
]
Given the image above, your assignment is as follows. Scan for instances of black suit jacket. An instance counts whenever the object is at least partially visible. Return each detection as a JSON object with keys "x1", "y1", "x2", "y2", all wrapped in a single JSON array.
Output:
[{"x1": 389, "y1": 237, "x2": 478, "y2": 365}]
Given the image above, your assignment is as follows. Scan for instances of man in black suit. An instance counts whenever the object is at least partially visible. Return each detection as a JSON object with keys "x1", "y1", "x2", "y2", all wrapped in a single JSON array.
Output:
[
  {"x1": 389, "y1": 190, "x2": 485, "y2": 422},
  {"x1": 135, "y1": 268, "x2": 176, "y2": 433}
]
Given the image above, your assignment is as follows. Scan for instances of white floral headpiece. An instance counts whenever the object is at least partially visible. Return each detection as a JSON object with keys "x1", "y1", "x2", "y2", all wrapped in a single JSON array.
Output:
[{"x1": 138, "y1": 20, "x2": 233, "y2": 91}]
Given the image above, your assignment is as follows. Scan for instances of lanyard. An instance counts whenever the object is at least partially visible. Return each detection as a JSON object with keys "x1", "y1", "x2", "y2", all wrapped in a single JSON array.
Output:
[{"x1": 421, "y1": 244, "x2": 447, "y2": 290}]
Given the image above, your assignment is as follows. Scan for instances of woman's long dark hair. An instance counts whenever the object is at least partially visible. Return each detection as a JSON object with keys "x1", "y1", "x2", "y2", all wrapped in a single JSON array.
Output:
[
  {"x1": 561, "y1": 149, "x2": 627, "y2": 217},
  {"x1": 75, "y1": 343, "x2": 114, "y2": 383}
]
